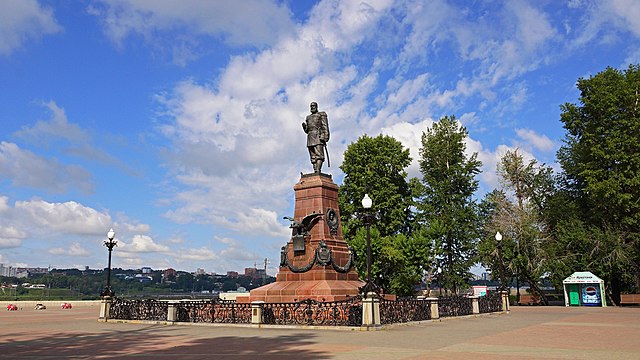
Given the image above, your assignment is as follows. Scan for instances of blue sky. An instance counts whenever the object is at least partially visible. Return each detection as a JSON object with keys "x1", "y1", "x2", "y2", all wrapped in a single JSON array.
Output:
[{"x1": 1, "y1": 0, "x2": 638, "y2": 275}]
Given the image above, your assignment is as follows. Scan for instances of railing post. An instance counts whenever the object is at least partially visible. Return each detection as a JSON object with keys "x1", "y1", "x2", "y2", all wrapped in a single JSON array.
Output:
[
  {"x1": 362, "y1": 293, "x2": 380, "y2": 327},
  {"x1": 251, "y1": 301, "x2": 264, "y2": 325},
  {"x1": 167, "y1": 301, "x2": 179, "y2": 323},
  {"x1": 99, "y1": 297, "x2": 112, "y2": 321},
  {"x1": 501, "y1": 290, "x2": 510, "y2": 312},
  {"x1": 471, "y1": 296, "x2": 480, "y2": 314},
  {"x1": 427, "y1": 297, "x2": 439, "y2": 319}
]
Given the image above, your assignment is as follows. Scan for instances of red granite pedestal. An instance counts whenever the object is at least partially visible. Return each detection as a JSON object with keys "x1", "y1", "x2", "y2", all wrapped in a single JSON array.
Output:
[{"x1": 247, "y1": 173, "x2": 362, "y2": 303}]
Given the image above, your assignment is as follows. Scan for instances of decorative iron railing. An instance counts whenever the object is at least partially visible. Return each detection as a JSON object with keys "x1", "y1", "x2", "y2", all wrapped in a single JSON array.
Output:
[
  {"x1": 379, "y1": 297, "x2": 432, "y2": 324},
  {"x1": 106, "y1": 292, "x2": 504, "y2": 326},
  {"x1": 109, "y1": 298, "x2": 168, "y2": 321},
  {"x1": 478, "y1": 292, "x2": 503, "y2": 313},
  {"x1": 176, "y1": 299, "x2": 252, "y2": 324},
  {"x1": 438, "y1": 296, "x2": 473, "y2": 317},
  {"x1": 262, "y1": 297, "x2": 362, "y2": 326}
]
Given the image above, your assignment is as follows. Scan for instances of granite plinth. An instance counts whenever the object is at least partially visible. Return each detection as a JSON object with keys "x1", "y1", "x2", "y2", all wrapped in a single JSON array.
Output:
[{"x1": 247, "y1": 173, "x2": 363, "y2": 303}]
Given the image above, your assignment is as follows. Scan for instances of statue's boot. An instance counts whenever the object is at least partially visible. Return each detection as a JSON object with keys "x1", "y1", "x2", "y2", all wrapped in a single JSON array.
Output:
[{"x1": 315, "y1": 160, "x2": 323, "y2": 174}]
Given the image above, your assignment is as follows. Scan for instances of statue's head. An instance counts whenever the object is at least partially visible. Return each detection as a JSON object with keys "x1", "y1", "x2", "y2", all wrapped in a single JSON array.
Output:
[{"x1": 310, "y1": 102, "x2": 318, "y2": 113}]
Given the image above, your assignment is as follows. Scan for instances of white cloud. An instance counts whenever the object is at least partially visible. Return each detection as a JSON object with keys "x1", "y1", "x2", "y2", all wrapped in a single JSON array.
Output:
[
  {"x1": 15, "y1": 101, "x2": 88, "y2": 144},
  {"x1": 570, "y1": 0, "x2": 640, "y2": 51},
  {"x1": 0, "y1": 225, "x2": 27, "y2": 248},
  {"x1": 0, "y1": 196, "x2": 8, "y2": 212},
  {"x1": 0, "y1": 141, "x2": 94, "y2": 194},
  {"x1": 606, "y1": 0, "x2": 640, "y2": 37},
  {"x1": 48, "y1": 242, "x2": 90, "y2": 257},
  {"x1": 174, "y1": 246, "x2": 218, "y2": 262},
  {"x1": 515, "y1": 128, "x2": 556, "y2": 152},
  {"x1": 13, "y1": 101, "x2": 135, "y2": 176},
  {"x1": 89, "y1": 0, "x2": 296, "y2": 64},
  {"x1": 507, "y1": 0, "x2": 556, "y2": 53},
  {"x1": 380, "y1": 118, "x2": 434, "y2": 179},
  {"x1": 119, "y1": 234, "x2": 170, "y2": 253},
  {"x1": 0, "y1": 0, "x2": 61, "y2": 56},
  {"x1": 0, "y1": 238, "x2": 23, "y2": 249},
  {"x1": 14, "y1": 199, "x2": 112, "y2": 235}
]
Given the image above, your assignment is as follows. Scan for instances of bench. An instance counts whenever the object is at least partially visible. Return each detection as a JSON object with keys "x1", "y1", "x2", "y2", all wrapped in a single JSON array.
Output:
[
  {"x1": 517, "y1": 294, "x2": 541, "y2": 305},
  {"x1": 620, "y1": 294, "x2": 640, "y2": 305}
]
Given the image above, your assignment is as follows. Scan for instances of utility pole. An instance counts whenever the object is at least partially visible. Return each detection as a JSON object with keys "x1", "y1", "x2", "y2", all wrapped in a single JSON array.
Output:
[{"x1": 263, "y1": 258, "x2": 269, "y2": 284}]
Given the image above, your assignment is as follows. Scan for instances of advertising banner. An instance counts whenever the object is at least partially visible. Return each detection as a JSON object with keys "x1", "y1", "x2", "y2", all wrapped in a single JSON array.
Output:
[{"x1": 581, "y1": 283, "x2": 602, "y2": 306}]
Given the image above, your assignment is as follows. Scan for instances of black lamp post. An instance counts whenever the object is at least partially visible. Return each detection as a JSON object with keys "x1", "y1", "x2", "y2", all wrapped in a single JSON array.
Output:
[
  {"x1": 495, "y1": 231, "x2": 504, "y2": 291},
  {"x1": 360, "y1": 194, "x2": 378, "y2": 296},
  {"x1": 101, "y1": 228, "x2": 117, "y2": 298}
]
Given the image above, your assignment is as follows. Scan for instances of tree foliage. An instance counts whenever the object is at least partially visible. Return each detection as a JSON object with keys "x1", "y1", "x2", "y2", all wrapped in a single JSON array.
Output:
[
  {"x1": 339, "y1": 134, "x2": 414, "y2": 239},
  {"x1": 417, "y1": 115, "x2": 482, "y2": 294},
  {"x1": 557, "y1": 65, "x2": 640, "y2": 232},
  {"x1": 478, "y1": 149, "x2": 554, "y2": 303},
  {"x1": 338, "y1": 134, "x2": 428, "y2": 296},
  {"x1": 555, "y1": 65, "x2": 640, "y2": 302}
]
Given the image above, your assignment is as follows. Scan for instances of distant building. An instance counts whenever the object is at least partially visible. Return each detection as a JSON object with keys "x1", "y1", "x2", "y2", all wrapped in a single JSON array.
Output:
[
  {"x1": 163, "y1": 268, "x2": 177, "y2": 278},
  {"x1": 227, "y1": 271, "x2": 239, "y2": 278},
  {"x1": 244, "y1": 267, "x2": 257, "y2": 278},
  {"x1": 26, "y1": 267, "x2": 49, "y2": 277},
  {"x1": 141, "y1": 267, "x2": 152, "y2": 274},
  {"x1": 0, "y1": 264, "x2": 17, "y2": 277},
  {"x1": 16, "y1": 269, "x2": 28, "y2": 278},
  {"x1": 195, "y1": 268, "x2": 206, "y2": 276},
  {"x1": 244, "y1": 267, "x2": 266, "y2": 279}
]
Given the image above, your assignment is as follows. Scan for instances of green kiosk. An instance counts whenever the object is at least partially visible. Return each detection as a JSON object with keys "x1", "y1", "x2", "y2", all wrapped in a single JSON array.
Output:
[{"x1": 562, "y1": 271, "x2": 606, "y2": 307}]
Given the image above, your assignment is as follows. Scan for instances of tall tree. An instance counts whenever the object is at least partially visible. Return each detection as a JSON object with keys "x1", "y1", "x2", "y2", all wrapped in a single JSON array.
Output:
[
  {"x1": 557, "y1": 65, "x2": 640, "y2": 304},
  {"x1": 417, "y1": 115, "x2": 482, "y2": 294},
  {"x1": 492, "y1": 149, "x2": 554, "y2": 304},
  {"x1": 338, "y1": 134, "x2": 427, "y2": 295}
]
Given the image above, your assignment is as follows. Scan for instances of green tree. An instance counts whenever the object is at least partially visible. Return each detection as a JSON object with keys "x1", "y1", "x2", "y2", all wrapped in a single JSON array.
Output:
[
  {"x1": 557, "y1": 65, "x2": 640, "y2": 304},
  {"x1": 417, "y1": 115, "x2": 482, "y2": 294},
  {"x1": 339, "y1": 134, "x2": 414, "y2": 238},
  {"x1": 497, "y1": 149, "x2": 554, "y2": 304},
  {"x1": 338, "y1": 134, "x2": 428, "y2": 295},
  {"x1": 347, "y1": 226, "x2": 431, "y2": 296},
  {"x1": 477, "y1": 190, "x2": 512, "y2": 290}
]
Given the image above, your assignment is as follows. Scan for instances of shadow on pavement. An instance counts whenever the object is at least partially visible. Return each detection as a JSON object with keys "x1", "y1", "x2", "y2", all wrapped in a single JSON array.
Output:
[{"x1": 0, "y1": 325, "x2": 330, "y2": 359}]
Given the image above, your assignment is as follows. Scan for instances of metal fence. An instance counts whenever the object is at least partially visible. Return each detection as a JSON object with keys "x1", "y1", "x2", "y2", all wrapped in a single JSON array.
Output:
[
  {"x1": 478, "y1": 291, "x2": 503, "y2": 313},
  {"x1": 176, "y1": 299, "x2": 252, "y2": 324},
  {"x1": 437, "y1": 296, "x2": 474, "y2": 317},
  {"x1": 262, "y1": 297, "x2": 362, "y2": 326},
  {"x1": 109, "y1": 298, "x2": 168, "y2": 321},
  {"x1": 107, "y1": 292, "x2": 504, "y2": 326},
  {"x1": 379, "y1": 296, "x2": 432, "y2": 324}
]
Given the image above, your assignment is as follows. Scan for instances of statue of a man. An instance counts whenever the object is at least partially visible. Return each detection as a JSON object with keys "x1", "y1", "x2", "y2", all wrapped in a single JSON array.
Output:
[{"x1": 302, "y1": 102, "x2": 330, "y2": 174}]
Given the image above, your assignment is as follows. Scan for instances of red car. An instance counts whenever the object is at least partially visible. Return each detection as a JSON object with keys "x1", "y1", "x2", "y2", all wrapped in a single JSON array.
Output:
[
  {"x1": 61, "y1": 302, "x2": 72, "y2": 309},
  {"x1": 7, "y1": 304, "x2": 18, "y2": 311}
]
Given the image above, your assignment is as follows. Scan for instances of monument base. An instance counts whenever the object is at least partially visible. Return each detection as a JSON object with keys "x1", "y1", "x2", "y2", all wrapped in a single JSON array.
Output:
[
  {"x1": 243, "y1": 173, "x2": 363, "y2": 303},
  {"x1": 245, "y1": 278, "x2": 363, "y2": 303}
]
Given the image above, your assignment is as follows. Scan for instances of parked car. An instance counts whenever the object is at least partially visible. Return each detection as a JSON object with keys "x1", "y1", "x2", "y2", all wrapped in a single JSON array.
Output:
[
  {"x1": 34, "y1": 303, "x2": 46, "y2": 310},
  {"x1": 7, "y1": 304, "x2": 18, "y2": 311},
  {"x1": 61, "y1": 302, "x2": 72, "y2": 309}
]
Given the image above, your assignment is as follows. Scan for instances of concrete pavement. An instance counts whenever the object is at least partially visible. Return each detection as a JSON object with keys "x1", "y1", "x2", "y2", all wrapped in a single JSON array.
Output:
[{"x1": 1, "y1": 304, "x2": 639, "y2": 359}]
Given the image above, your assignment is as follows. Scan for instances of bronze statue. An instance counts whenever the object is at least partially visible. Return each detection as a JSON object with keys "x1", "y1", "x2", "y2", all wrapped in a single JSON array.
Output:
[{"x1": 302, "y1": 102, "x2": 330, "y2": 174}]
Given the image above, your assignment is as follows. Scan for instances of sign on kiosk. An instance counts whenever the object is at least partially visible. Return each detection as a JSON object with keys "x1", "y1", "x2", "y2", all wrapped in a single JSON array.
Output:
[{"x1": 581, "y1": 284, "x2": 602, "y2": 306}]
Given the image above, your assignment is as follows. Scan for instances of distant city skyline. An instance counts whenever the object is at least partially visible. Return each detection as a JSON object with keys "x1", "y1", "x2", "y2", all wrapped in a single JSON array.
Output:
[{"x1": 2, "y1": 1, "x2": 640, "y2": 275}]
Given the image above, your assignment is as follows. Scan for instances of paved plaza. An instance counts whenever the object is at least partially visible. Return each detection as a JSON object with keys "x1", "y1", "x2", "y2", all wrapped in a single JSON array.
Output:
[{"x1": 1, "y1": 302, "x2": 639, "y2": 359}]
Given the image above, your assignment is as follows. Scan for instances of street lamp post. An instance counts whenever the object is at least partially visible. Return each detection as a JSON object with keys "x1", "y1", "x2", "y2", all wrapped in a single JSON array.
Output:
[
  {"x1": 495, "y1": 231, "x2": 504, "y2": 291},
  {"x1": 101, "y1": 228, "x2": 117, "y2": 298},
  {"x1": 361, "y1": 194, "x2": 377, "y2": 295},
  {"x1": 361, "y1": 194, "x2": 379, "y2": 327}
]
